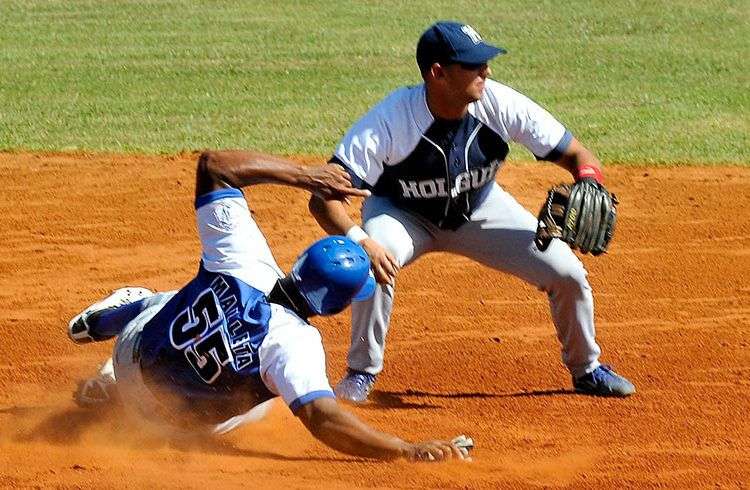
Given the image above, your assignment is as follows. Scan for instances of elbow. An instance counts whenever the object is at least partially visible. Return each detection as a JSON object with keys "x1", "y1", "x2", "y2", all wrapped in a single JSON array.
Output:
[
  {"x1": 197, "y1": 151, "x2": 225, "y2": 184},
  {"x1": 196, "y1": 150, "x2": 238, "y2": 195}
]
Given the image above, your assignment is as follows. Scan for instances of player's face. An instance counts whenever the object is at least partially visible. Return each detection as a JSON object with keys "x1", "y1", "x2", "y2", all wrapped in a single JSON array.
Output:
[{"x1": 442, "y1": 62, "x2": 491, "y2": 103}]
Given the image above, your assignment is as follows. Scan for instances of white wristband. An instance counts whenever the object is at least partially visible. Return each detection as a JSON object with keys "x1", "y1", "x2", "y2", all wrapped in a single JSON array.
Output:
[{"x1": 345, "y1": 225, "x2": 369, "y2": 243}]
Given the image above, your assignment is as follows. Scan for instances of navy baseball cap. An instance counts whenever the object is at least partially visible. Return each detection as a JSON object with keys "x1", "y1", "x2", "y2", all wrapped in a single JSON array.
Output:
[{"x1": 416, "y1": 21, "x2": 506, "y2": 73}]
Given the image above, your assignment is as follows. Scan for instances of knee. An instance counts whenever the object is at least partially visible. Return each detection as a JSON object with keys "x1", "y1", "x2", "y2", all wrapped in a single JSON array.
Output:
[
  {"x1": 547, "y1": 260, "x2": 591, "y2": 296},
  {"x1": 365, "y1": 226, "x2": 413, "y2": 267}
]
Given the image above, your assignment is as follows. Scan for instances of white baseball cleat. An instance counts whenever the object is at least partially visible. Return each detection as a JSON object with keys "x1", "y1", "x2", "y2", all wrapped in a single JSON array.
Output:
[{"x1": 68, "y1": 287, "x2": 154, "y2": 344}]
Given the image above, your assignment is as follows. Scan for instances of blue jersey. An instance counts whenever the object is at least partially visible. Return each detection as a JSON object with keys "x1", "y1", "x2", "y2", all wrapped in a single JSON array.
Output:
[
  {"x1": 138, "y1": 264, "x2": 275, "y2": 425},
  {"x1": 127, "y1": 189, "x2": 335, "y2": 427}
]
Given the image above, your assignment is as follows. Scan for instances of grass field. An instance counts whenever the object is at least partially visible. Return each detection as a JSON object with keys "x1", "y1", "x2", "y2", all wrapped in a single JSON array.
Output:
[{"x1": 1, "y1": 0, "x2": 748, "y2": 162}]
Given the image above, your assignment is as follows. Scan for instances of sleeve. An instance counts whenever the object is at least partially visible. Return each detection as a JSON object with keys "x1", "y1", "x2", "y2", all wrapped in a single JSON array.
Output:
[
  {"x1": 332, "y1": 104, "x2": 393, "y2": 188},
  {"x1": 194, "y1": 189, "x2": 284, "y2": 294},
  {"x1": 329, "y1": 155, "x2": 367, "y2": 190},
  {"x1": 259, "y1": 306, "x2": 334, "y2": 413},
  {"x1": 481, "y1": 80, "x2": 572, "y2": 161}
]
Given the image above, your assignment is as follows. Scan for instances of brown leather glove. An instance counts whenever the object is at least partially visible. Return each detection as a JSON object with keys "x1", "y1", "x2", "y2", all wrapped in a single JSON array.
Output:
[{"x1": 535, "y1": 179, "x2": 618, "y2": 255}]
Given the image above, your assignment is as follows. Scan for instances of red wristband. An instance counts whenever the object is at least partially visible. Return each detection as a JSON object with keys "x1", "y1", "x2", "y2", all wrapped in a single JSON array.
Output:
[{"x1": 576, "y1": 164, "x2": 604, "y2": 184}]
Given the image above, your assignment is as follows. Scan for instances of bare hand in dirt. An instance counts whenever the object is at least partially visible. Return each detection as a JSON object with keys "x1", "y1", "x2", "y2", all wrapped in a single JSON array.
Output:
[
  {"x1": 304, "y1": 165, "x2": 370, "y2": 203},
  {"x1": 360, "y1": 238, "x2": 399, "y2": 285},
  {"x1": 406, "y1": 440, "x2": 470, "y2": 462}
]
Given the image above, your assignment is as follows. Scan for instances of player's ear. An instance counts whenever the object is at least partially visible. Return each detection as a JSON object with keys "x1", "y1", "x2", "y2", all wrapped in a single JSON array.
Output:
[{"x1": 428, "y1": 62, "x2": 446, "y2": 81}]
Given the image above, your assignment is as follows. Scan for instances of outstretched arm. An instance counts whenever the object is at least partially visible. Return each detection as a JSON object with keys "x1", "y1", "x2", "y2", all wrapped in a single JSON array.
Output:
[
  {"x1": 195, "y1": 150, "x2": 372, "y2": 200},
  {"x1": 296, "y1": 397, "x2": 467, "y2": 462}
]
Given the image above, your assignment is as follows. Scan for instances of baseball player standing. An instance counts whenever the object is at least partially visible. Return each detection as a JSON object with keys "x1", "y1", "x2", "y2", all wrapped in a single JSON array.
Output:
[
  {"x1": 68, "y1": 150, "x2": 470, "y2": 462},
  {"x1": 309, "y1": 21, "x2": 635, "y2": 403}
]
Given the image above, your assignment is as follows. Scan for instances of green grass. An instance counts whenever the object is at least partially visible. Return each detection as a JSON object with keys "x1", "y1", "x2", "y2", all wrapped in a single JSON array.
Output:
[{"x1": 1, "y1": 0, "x2": 747, "y2": 163}]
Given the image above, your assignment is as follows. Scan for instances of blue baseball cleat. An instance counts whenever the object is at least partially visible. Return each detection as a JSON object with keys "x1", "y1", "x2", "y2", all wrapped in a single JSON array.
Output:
[
  {"x1": 68, "y1": 287, "x2": 154, "y2": 344},
  {"x1": 573, "y1": 364, "x2": 636, "y2": 397},
  {"x1": 334, "y1": 369, "x2": 377, "y2": 404}
]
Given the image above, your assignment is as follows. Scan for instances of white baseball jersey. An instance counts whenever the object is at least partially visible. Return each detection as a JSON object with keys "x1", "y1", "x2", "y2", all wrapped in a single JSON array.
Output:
[{"x1": 333, "y1": 79, "x2": 571, "y2": 229}]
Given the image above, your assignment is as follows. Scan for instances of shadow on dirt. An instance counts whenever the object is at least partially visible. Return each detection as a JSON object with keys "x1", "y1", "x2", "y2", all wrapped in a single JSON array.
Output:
[
  {"x1": 188, "y1": 438, "x2": 355, "y2": 463},
  {"x1": 362, "y1": 390, "x2": 443, "y2": 410},
  {"x1": 0, "y1": 405, "x2": 51, "y2": 417},
  {"x1": 501, "y1": 389, "x2": 574, "y2": 397},
  {"x1": 3, "y1": 403, "x2": 351, "y2": 463},
  {"x1": 11, "y1": 403, "x2": 132, "y2": 445},
  {"x1": 366, "y1": 388, "x2": 574, "y2": 408}
]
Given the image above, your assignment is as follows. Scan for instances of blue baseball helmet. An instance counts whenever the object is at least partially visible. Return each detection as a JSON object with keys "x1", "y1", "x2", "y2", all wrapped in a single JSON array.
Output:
[{"x1": 291, "y1": 236, "x2": 376, "y2": 316}]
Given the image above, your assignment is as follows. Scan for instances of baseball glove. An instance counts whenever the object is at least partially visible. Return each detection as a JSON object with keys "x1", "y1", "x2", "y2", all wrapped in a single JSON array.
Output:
[{"x1": 535, "y1": 179, "x2": 618, "y2": 255}]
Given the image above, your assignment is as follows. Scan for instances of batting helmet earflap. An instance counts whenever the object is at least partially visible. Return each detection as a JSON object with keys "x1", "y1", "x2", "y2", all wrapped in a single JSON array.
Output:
[{"x1": 291, "y1": 236, "x2": 376, "y2": 316}]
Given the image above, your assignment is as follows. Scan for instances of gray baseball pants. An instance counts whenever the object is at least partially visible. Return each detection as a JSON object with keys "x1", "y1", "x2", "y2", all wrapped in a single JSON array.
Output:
[{"x1": 348, "y1": 182, "x2": 602, "y2": 380}]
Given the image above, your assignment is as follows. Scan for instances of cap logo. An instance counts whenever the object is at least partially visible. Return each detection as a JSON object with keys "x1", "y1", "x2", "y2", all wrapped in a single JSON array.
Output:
[{"x1": 461, "y1": 25, "x2": 482, "y2": 44}]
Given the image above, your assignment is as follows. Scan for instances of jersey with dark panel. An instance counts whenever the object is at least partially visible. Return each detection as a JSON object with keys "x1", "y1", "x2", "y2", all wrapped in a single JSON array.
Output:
[
  {"x1": 372, "y1": 115, "x2": 508, "y2": 230},
  {"x1": 332, "y1": 80, "x2": 570, "y2": 231},
  {"x1": 138, "y1": 263, "x2": 274, "y2": 425}
]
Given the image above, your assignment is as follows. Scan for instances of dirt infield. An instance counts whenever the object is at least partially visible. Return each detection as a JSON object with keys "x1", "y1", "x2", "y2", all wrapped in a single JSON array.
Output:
[{"x1": 0, "y1": 152, "x2": 748, "y2": 489}]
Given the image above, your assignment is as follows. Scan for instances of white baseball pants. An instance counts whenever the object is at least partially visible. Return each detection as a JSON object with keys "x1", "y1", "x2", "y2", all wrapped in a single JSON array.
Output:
[{"x1": 349, "y1": 183, "x2": 602, "y2": 379}]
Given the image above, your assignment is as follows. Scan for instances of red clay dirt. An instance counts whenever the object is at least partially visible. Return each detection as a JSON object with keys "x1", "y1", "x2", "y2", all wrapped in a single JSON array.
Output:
[{"x1": 0, "y1": 152, "x2": 748, "y2": 489}]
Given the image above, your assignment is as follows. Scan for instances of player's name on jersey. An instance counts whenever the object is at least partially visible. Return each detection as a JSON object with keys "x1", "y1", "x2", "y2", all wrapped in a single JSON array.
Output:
[
  {"x1": 208, "y1": 275, "x2": 262, "y2": 371},
  {"x1": 398, "y1": 161, "x2": 501, "y2": 199}
]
